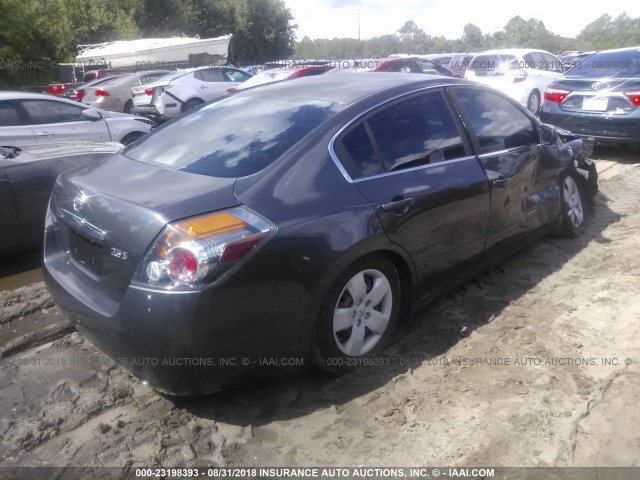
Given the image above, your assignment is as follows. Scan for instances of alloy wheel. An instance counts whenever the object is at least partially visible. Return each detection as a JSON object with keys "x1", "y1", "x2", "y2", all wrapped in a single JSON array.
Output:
[
  {"x1": 563, "y1": 175, "x2": 584, "y2": 227},
  {"x1": 332, "y1": 269, "x2": 393, "y2": 356}
]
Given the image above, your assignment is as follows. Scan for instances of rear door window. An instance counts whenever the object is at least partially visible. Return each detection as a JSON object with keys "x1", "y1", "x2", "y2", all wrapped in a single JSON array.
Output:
[
  {"x1": 333, "y1": 123, "x2": 381, "y2": 178},
  {"x1": 194, "y1": 69, "x2": 224, "y2": 82},
  {"x1": 0, "y1": 101, "x2": 22, "y2": 126},
  {"x1": 542, "y1": 53, "x2": 563, "y2": 73}
]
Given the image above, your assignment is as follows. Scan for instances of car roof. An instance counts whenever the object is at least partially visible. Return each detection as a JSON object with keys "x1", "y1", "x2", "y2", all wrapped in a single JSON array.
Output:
[
  {"x1": 589, "y1": 46, "x2": 640, "y2": 54},
  {"x1": 234, "y1": 72, "x2": 472, "y2": 105},
  {"x1": 266, "y1": 65, "x2": 331, "y2": 74},
  {"x1": 473, "y1": 48, "x2": 554, "y2": 56}
]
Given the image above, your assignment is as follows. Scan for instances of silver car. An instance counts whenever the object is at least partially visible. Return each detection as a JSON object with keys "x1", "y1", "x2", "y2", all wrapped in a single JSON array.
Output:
[
  {"x1": 0, "y1": 92, "x2": 155, "y2": 147},
  {"x1": 82, "y1": 70, "x2": 171, "y2": 113},
  {"x1": 131, "y1": 66, "x2": 252, "y2": 121}
]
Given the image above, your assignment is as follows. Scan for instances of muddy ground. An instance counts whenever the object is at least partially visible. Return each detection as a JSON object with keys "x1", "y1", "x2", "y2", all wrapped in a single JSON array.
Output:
[{"x1": 0, "y1": 147, "x2": 639, "y2": 470}]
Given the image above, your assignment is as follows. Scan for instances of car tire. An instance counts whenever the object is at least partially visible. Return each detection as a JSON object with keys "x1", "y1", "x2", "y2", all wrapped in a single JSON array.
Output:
[
  {"x1": 120, "y1": 131, "x2": 144, "y2": 146},
  {"x1": 182, "y1": 98, "x2": 204, "y2": 113},
  {"x1": 527, "y1": 90, "x2": 541, "y2": 115},
  {"x1": 311, "y1": 254, "x2": 401, "y2": 374},
  {"x1": 558, "y1": 173, "x2": 589, "y2": 238},
  {"x1": 123, "y1": 100, "x2": 134, "y2": 114}
]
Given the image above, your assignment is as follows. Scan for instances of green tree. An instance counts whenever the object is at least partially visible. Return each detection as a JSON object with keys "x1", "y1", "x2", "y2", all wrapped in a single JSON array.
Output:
[
  {"x1": 462, "y1": 23, "x2": 483, "y2": 51},
  {"x1": 397, "y1": 20, "x2": 429, "y2": 53}
]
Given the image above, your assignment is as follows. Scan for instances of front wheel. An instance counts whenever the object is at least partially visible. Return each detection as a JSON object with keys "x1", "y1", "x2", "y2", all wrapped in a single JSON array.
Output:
[
  {"x1": 559, "y1": 173, "x2": 588, "y2": 237},
  {"x1": 182, "y1": 98, "x2": 204, "y2": 113},
  {"x1": 311, "y1": 255, "x2": 401, "y2": 374}
]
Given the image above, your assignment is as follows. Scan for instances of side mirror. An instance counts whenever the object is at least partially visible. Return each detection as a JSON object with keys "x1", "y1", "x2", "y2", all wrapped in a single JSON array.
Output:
[
  {"x1": 82, "y1": 109, "x2": 103, "y2": 121},
  {"x1": 540, "y1": 124, "x2": 558, "y2": 145}
]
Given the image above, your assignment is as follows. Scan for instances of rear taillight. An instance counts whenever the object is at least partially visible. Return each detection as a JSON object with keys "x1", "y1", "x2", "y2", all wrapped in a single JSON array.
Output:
[
  {"x1": 144, "y1": 88, "x2": 154, "y2": 96},
  {"x1": 513, "y1": 70, "x2": 527, "y2": 83},
  {"x1": 544, "y1": 88, "x2": 571, "y2": 103},
  {"x1": 134, "y1": 207, "x2": 274, "y2": 289},
  {"x1": 76, "y1": 90, "x2": 85, "y2": 101},
  {"x1": 624, "y1": 90, "x2": 640, "y2": 106},
  {"x1": 48, "y1": 85, "x2": 65, "y2": 95},
  {"x1": 94, "y1": 89, "x2": 110, "y2": 96}
]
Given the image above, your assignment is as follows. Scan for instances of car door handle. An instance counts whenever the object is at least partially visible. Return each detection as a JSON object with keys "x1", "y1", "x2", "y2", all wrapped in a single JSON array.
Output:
[
  {"x1": 37, "y1": 132, "x2": 56, "y2": 137},
  {"x1": 491, "y1": 176, "x2": 510, "y2": 189},
  {"x1": 381, "y1": 197, "x2": 414, "y2": 212},
  {"x1": 199, "y1": 85, "x2": 208, "y2": 89}
]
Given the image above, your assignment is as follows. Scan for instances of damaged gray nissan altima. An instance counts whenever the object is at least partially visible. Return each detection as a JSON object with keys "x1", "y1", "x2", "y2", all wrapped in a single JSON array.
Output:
[{"x1": 43, "y1": 73, "x2": 598, "y2": 395}]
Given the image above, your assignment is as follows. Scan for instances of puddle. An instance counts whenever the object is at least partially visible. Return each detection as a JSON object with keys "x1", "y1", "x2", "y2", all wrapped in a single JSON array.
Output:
[{"x1": 0, "y1": 250, "x2": 43, "y2": 292}]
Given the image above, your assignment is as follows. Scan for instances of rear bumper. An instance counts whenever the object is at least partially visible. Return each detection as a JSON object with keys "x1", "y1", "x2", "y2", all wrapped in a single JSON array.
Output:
[
  {"x1": 132, "y1": 105, "x2": 167, "y2": 121},
  {"x1": 43, "y1": 229, "x2": 312, "y2": 396},
  {"x1": 541, "y1": 107, "x2": 640, "y2": 143}
]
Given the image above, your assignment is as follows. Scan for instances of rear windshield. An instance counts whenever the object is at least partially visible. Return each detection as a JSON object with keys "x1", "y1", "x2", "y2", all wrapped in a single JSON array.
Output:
[
  {"x1": 565, "y1": 49, "x2": 640, "y2": 78},
  {"x1": 124, "y1": 94, "x2": 338, "y2": 177},
  {"x1": 153, "y1": 70, "x2": 188, "y2": 83},
  {"x1": 241, "y1": 70, "x2": 293, "y2": 88},
  {"x1": 98, "y1": 73, "x2": 135, "y2": 86},
  {"x1": 468, "y1": 54, "x2": 518, "y2": 71}
]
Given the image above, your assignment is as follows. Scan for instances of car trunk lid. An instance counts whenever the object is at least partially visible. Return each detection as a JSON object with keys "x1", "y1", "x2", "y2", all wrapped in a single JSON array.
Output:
[
  {"x1": 551, "y1": 77, "x2": 640, "y2": 114},
  {"x1": 49, "y1": 153, "x2": 240, "y2": 300}
]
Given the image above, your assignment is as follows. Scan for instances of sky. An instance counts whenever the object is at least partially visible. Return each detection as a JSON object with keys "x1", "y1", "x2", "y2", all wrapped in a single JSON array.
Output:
[{"x1": 284, "y1": 0, "x2": 640, "y2": 41}]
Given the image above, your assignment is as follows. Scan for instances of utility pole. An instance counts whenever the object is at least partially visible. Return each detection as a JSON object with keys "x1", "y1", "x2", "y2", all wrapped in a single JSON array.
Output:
[{"x1": 358, "y1": 9, "x2": 361, "y2": 41}]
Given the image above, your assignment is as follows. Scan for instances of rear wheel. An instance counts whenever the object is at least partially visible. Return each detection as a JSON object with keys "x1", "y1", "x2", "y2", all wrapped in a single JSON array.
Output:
[
  {"x1": 527, "y1": 90, "x2": 541, "y2": 115},
  {"x1": 559, "y1": 173, "x2": 588, "y2": 237},
  {"x1": 123, "y1": 100, "x2": 133, "y2": 114},
  {"x1": 182, "y1": 98, "x2": 204, "y2": 113},
  {"x1": 311, "y1": 255, "x2": 401, "y2": 374}
]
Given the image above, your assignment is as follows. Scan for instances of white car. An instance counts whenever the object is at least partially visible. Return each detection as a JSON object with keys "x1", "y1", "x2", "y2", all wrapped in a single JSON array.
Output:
[
  {"x1": 0, "y1": 92, "x2": 155, "y2": 147},
  {"x1": 131, "y1": 66, "x2": 252, "y2": 121},
  {"x1": 465, "y1": 49, "x2": 564, "y2": 114}
]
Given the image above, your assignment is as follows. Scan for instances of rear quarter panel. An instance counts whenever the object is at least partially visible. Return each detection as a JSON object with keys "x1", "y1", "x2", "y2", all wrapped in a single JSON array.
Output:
[{"x1": 0, "y1": 165, "x2": 19, "y2": 251}]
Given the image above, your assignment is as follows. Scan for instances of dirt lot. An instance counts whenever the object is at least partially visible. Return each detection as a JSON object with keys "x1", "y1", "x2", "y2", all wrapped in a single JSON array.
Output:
[{"x1": 1, "y1": 147, "x2": 639, "y2": 470}]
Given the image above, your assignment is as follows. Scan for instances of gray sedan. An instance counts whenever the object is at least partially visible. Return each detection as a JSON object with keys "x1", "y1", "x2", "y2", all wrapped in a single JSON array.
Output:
[
  {"x1": 82, "y1": 70, "x2": 172, "y2": 113},
  {"x1": 0, "y1": 142, "x2": 123, "y2": 254},
  {"x1": 0, "y1": 92, "x2": 155, "y2": 147}
]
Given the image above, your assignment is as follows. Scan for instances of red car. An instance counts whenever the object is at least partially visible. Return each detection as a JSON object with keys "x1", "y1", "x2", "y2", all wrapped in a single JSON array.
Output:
[{"x1": 226, "y1": 65, "x2": 334, "y2": 94}]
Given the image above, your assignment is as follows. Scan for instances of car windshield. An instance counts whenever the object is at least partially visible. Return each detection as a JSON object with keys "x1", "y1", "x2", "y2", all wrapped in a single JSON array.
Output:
[
  {"x1": 468, "y1": 54, "x2": 519, "y2": 71},
  {"x1": 123, "y1": 94, "x2": 339, "y2": 178},
  {"x1": 565, "y1": 49, "x2": 640, "y2": 77},
  {"x1": 152, "y1": 70, "x2": 187, "y2": 84}
]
